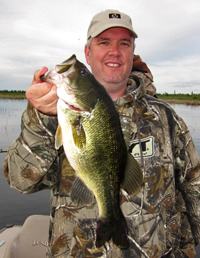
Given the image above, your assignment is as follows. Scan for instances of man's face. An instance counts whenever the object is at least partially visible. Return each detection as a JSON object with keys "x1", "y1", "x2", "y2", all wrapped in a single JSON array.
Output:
[{"x1": 85, "y1": 27, "x2": 134, "y2": 98}]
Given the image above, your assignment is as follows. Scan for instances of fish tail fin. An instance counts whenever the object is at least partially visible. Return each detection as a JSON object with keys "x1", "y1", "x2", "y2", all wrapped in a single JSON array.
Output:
[
  {"x1": 111, "y1": 214, "x2": 129, "y2": 249},
  {"x1": 96, "y1": 213, "x2": 129, "y2": 249}
]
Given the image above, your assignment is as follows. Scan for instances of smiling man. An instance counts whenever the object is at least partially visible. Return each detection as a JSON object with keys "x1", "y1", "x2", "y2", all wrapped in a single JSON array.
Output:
[
  {"x1": 4, "y1": 9, "x2": 200, "y2": 258},
  {"x1": 85, "y1": 27, "x2": 135, "y2": 98},
  {"x1": 85, "y1": 10, "x2": 137, "y2": 100}
]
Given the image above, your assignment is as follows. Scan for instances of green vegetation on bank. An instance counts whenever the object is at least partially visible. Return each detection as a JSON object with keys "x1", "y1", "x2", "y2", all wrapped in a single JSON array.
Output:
[
  {"x1": 0, "y1": 90, "x2": 26, "y2": 99},
  {"x1": 157, "y1": 93, "x2": 200, "y2": 105},
  {"x1": 157, "y1": 93, "x2": 200, "y2": 101},
  {"x1": 0, "y1": 91, "x2": 200, "y2": 105}
]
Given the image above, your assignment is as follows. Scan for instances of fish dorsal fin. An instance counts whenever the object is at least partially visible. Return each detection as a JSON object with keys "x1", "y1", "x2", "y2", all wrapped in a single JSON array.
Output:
[
  {"x1": 70, "y1": 177, "x2": 95, "y2": 205},
  {"x1": 55, "y1": 124, "x2": 63, "y2": 149},
  {"x1": 121, "y1": 153, "x2": 143, "y2": 196},
  {"x1": 71, "y1": 119, "x2": 86, "y2": 149}
]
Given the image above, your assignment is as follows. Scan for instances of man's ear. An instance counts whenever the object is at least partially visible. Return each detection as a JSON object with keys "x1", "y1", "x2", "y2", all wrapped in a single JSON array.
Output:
[{"x1": 84, "y1": 45, "x2": 90, "y2": 65}]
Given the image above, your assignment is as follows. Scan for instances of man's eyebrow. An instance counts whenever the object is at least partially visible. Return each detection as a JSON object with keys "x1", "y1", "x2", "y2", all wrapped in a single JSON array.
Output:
[
  {"x1": 121, "y1": 38, "x2": 132, "y2": 42},
  {"x1": 96, "y1": 37, "x2": 132, "y2": 42},
  {"x1": 96, "y1": 37, "x2": 109, "y2": 41}
]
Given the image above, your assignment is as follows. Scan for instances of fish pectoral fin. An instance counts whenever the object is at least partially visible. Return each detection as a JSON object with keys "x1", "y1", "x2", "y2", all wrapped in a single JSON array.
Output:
[
  {"x1": 55, "y1": 124, "x2": 63, "y2": 149},
  {"x1": 71, "y1": 121, "x2": 86, "y2": 149},
  {"x1": 70, "y1": 177, "x2": 94, "y2": 205},
  {"x1": 121, "y1": 153, "x2": 143, "y2": 196}
]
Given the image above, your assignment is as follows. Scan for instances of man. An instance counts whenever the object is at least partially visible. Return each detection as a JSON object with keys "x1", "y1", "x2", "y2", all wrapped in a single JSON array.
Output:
[{"x1": 4, "y1": 9, "x2": 200, "y2": 258}]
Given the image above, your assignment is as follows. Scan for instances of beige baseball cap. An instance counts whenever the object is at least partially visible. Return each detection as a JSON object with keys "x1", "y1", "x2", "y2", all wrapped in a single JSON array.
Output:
[{"x1": 87, "y1": 9, "x2": 138, "y2": 40}]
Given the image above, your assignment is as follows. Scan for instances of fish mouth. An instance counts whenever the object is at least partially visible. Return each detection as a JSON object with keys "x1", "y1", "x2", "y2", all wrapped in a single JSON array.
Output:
[
  {"x1": 40, "y1": 70, "x2": 63, "y2": 84},
  {"x1": 40, "y1": 55, "x2": 77, "y2": 86},
  {"x1": 41, "y1": 55, "x2": 87, "y2": 113},
  {"x1": 55, "y1": 54, "x2": 77, "y2": 74}
]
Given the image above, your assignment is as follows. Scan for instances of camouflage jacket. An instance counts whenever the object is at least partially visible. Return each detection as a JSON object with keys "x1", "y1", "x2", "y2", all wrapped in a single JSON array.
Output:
[{"x1": 4, "y1": 71, "x2": 200, "y2": 258}]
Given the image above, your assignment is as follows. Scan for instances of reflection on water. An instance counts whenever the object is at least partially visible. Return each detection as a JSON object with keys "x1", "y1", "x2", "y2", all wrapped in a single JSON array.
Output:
[
  {"x1": 0, "y1": 100, "x2": 200, "y2": 230},
  {"x1": 170, "y1": 103, "x2": 200, "y2": 154},
  {"x1": 0, "y1": 99, "x2": 51, "y2": 228},
  {"x1": 0, "y1": 99, "x2": 27, "y2": 151}
]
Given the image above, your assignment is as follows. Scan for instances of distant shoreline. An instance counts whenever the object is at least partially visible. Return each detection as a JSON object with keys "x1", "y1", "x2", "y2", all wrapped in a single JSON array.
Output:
[
  {"x1": 159, "y1": 99, "x2": 200, "y2": 106},
  {"x1": 0, "y1": 93, "x2": 200, "y2": 105},
  {"x1": 0, "y1": 94, "x2": 26, "y2": 100}
]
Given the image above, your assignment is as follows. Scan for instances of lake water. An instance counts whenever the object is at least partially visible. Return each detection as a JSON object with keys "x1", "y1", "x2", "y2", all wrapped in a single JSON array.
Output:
[
  {"x1": 0, "y1": 99, "x2": 200, "y2": 254},
  {"x1": 0, "y1": 99, "x2": 50, "y2": 228}
]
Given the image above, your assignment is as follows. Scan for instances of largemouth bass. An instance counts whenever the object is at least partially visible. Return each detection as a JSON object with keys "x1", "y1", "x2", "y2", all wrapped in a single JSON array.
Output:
[{"x1": 41, "y1": 55, "x2": 142, "y2": 249}]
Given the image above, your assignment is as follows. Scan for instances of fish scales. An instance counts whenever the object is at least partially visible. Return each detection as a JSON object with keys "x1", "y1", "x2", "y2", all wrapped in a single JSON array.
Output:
[
  {"x1": 40, "y1": 54, "x2": 143, "y2": 249},
  {"x1": 57, "y1": 84, "x2": 126, "y2": 221}
]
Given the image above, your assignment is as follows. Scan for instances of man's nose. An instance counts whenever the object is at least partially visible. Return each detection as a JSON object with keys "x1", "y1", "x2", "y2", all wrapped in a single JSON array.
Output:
[{"x1": 108, "y1": 43, "x2": 121, "y2": 56}]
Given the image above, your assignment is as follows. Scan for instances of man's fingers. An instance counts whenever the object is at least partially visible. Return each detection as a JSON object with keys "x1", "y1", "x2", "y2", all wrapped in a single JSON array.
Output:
[
  {"x1": 32, "y1": 67, "x2": 48, "y2": 84},
  {"x1": 26, "y1": 67, "x2": 58, "y2": 115}
]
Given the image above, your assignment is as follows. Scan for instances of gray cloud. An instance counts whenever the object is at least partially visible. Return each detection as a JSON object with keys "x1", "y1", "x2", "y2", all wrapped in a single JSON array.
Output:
[{"x1": 0, "y1": 0, "x2": 200, "y2": 93}]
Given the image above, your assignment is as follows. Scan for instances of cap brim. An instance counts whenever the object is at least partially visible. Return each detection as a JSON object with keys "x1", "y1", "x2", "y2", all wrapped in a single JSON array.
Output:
[{"x1": 89, "y1": 25, "x2": 138, "y2": 39}]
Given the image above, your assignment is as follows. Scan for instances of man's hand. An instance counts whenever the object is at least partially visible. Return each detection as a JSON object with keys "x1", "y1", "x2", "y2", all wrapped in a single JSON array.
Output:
[{"x1": 26, "y1": 67, "x2": 58, "y2": 115}]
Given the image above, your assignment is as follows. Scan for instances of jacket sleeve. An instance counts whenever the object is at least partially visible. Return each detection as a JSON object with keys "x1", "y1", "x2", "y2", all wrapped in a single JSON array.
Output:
[
  {"x1": 3, "y1": 102, "x2": 60, "y2": 194},
  {"x1": 173, "y1": 110, "x2": 200, "y2": 250}
]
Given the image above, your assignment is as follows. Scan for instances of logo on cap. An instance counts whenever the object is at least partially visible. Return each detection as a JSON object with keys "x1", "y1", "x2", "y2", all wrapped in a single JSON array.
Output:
[{"x1": 109, "y1": 13, "x2": 121, "y2": 19}]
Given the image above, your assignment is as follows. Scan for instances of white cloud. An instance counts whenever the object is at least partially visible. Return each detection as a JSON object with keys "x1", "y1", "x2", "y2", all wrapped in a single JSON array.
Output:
[
  {"x1": 0, "y1": 0, "x2": 200, "y2": 93},
  {"x1": 151, "y1": 54, "x2": 200, "y2": 93}
]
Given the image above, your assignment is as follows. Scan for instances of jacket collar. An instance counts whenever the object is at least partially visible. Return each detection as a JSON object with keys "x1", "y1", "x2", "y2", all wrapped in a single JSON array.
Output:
[{"x1": 113, "y1": 73, "x2": 146, "y2": 106}]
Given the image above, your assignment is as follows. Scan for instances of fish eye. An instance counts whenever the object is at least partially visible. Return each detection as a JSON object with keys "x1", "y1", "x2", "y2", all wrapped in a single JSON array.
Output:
[{"x1": 80, "y1": 69, "x2": 87, "y2": 76}]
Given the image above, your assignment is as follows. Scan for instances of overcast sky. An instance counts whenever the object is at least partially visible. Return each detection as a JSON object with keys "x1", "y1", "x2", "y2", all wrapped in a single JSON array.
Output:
[{"x1": 1, "y1": 0, "x2": 200, "y2": 93}]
